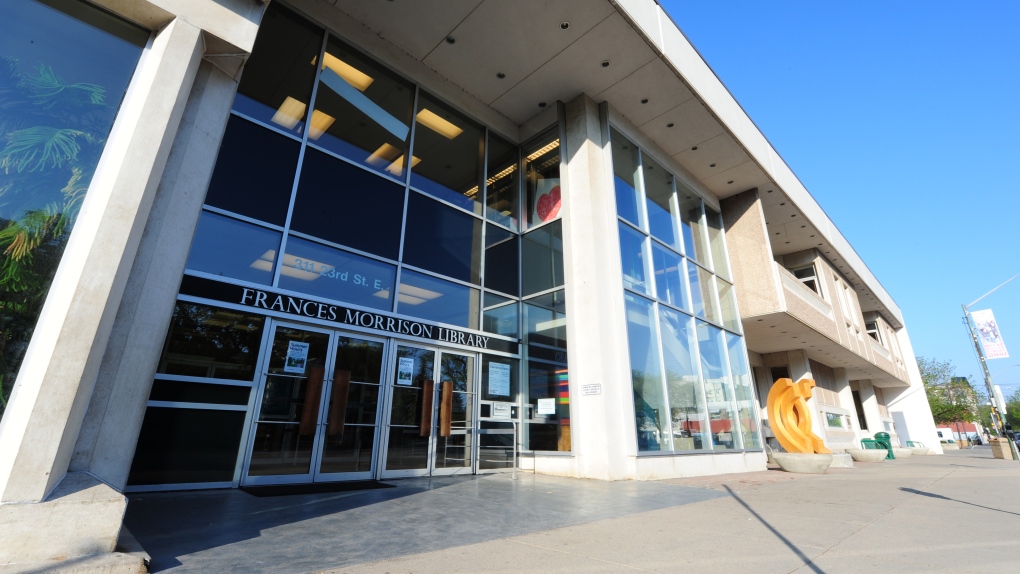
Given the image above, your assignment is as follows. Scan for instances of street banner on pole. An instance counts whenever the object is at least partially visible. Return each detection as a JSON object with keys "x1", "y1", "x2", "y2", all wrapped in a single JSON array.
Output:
[{"x1": 973, "y1": 309, "x2": 1009, "y2": 359}]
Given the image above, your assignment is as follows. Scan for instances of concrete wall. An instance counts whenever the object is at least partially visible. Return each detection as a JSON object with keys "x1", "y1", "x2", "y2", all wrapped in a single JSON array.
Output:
[{"x1": 719, "y1": 189, "x2": 785, "y2": 318}]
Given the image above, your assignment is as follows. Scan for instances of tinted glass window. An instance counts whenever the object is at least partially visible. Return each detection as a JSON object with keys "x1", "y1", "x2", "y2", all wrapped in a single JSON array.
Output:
[
  {"x1": 521, "y1": 220, "x2": 563, "y2": 296},
  {"x1": 611, "y1": 129, "x2": 640, "y2": 226},
  {"x1": 410, "y1": 92, "x2": 483, "y2": 213},
  {"x1": 727, "y1": 333, "x2": 760, "y2": 449},
  {"x1": 652, "y1": 243, "x2": 687, "y2": 310},
  {"x1": 157, "y1": 302, "x2": 266, "y2": 380},
  {"x1": 279, "y1": 236, "x2": 396, "y2": 311},
  {"x1": 149, "y1": 381, "x2": 252, "y2": 405},
  {"x1": 232, "y1": 2, "x2": 322, "y2": 136},
  {"x1": 679, "y1": 190, "x2": 706, "y2": 262},
  {"x1": 483, "y1": 293, "x2": 518, "y2": 337},
  {"x1": 524, "y1": 290, "x2": 569, "y2": 452},
  {"x1": 402, "y1": 193, "x2": 482, "y2": 284},
  {"x1": 128, "y1": 407, "x2": 246, "y2": 485},
  {"x1": 619, "y1": 222, "x2": 649, "y2": 295},
  {"x1": 486, "y1": 134, "x2": 519, "y2": 230},
  {"x1": 525, "y1": 132, "x2": 561, "y2": 228},
  {"x1": 698, "y1": 320, "x2": 741, "y2": 450},
  {"x1": 659, "y1": 308, "x2": 709, "y2": 451},
  {"x1": 625, "y1": 293, "x2": 668, "y2": 452},
  {"x1": 484, "y1": 227, "x2": 519, "y2": 297},
  {"x1": 203, "y1": 115, "x2": 300, "y2": 225},
  {"x1": 397, "y1": 269, "x2": 478, "y2": 328},
  {"x1": 643, "y1": 155, "x2": 679, "y2": 250},
  {"x1": 705, "y1": 207, "x2": 730, "y2": 279},
  {"x1": 0, "y1": 0, "x2": 144, "y2": 420},
  {"x1": 290, "y1": 148, "x2": 405, "y2": 260},
  {"x1": 311, "y1": 36, "x2": 414, "y2": 180},
  {"x1": 185, "y1": 211, "x2": 281, "y2": 285},
  {"x1": 717, "y1": 278, "x2": 740, "y2": 332}
]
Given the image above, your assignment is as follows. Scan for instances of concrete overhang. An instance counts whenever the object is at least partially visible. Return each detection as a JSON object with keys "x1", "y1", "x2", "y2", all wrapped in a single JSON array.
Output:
[
  {"x1": 742, "y1": 313, "x2": 908, "y2": 388},
  {"x1": 319, "y1": 0, "x2": 903, "y2": 328}
]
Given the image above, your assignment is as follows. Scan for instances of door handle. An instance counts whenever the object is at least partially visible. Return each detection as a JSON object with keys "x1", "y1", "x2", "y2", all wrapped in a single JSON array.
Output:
[
  {"x1": 420, "y1": 380, "x2": 435, "y2": 437},
  {"x1": 439, "y1": 381, "x2": 453, "y2": 438}
]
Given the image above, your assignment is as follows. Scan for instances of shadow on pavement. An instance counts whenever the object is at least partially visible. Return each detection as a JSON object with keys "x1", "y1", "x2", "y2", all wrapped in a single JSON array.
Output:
[
  {"x1": 900, "y1": 487, "x2": 1020, "y2": 517},
  {"x1": 723, "y1": 485, "x2": 825, "y2": 574}
]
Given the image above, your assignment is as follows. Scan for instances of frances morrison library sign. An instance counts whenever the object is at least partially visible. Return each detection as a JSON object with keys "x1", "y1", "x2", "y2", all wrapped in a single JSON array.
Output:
[
  {"x1": 179, "y1": 276, "x2": 518, "y2": 354},
  {"x1": 972, "y1": 309, "x2": 1010, "y2": 360}
]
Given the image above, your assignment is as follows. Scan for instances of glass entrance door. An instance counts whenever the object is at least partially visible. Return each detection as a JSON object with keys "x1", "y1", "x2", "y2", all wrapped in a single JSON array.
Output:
[
  {"x1": 242, "y1": 322, "x2": 386, "y2": 485},
  {"x1": 381, "y1": 345, "x2": 476, "y2": 478}
]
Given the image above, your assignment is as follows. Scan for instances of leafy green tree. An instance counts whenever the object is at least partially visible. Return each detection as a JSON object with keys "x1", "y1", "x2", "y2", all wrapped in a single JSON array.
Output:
[
  {"x1": 917, "y1": 357, "x2": 979, "y2": 426},
  {"x1": 1005, "y1": 387, "x2": 1020, "y2": 430},
  {"x1": 0, "y1": 57, "x2": 114, "y2": 416}
]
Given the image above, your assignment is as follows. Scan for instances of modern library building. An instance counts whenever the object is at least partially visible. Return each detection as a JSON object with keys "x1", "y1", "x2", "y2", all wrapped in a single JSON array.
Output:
[{"x1": 0, "y1": 0, "x2": 942, "y2": 567}]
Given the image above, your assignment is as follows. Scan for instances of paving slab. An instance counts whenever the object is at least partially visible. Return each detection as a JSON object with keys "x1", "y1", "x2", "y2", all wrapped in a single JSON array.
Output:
[{"x1": 126, "y1": 447, "x2": 1020, "y2": 573}]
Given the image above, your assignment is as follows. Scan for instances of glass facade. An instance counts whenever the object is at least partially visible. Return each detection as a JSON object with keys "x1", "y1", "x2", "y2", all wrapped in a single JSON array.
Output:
[
  {"x1": 0, "y1": 0, "x2": 146, "y2": 419},
  {"x1": 611, "y1": 129, "x2": 761, "y2": 453}
]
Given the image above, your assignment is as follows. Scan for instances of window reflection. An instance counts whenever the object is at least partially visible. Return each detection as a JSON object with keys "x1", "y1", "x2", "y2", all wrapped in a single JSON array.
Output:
[
  {"x1": 717, "y1": 278, "x2": 740, "y2": 332},
  {"x1": 619, "y1": 223, "x2": 649, "y2": 295},
  {"x1": 279, "y1": 236, "x2": 396, "y2": 311},
  {"x1": 727, "y1": 333, "x2": 761, "y2": 449},
  {"x1": 524, "y1": 290, "x2": 569, "y2": 451},
  {"x1": 659, "y1": 308, "x2": 709, "y2": 451},
  {"x1": 652, "y1": 243, "x2": 687, "y2": 310},
  {"x1": 310, "y1": 36, "x2": 414, "y2": 180},
  {"x1": 625, "y1": 293, "x2": 668, "y2": 451},
  {"x1": 233, "y1": 3, "x2": 322, "y2": 136},
  {"x1": 484, "y1": 225, "x2": 519, "y2": 296},
  {"x1": 522, "y1": 220, "x2": 563, "y2": 296},
  {"x1": 643, "y1": 155, "x2": 680, "y2": 250},
  {"x1": 698, "y1": 320, "x2": 742, "y2": 450},
  {"x1": 290, "y1": 149, "x2": 405, "y2": 260},
  {"x1": 611, "y1": 130, "x2": 641, "y2": 226},
  {"x1": 483, "y1": 293, "x2": 518, "y2": 337},
  {"x1": 410, "y1": 92, "x2": 484, "y2": 213},
  {"x1": 525, "y1": 131, "x2": 561, "y2": 228},
  {"x1": 679, "y1": 190, "x2": 706, "y2": 262},
  {"x1": 185, "y1": 211, "x2": 281, "y2": 285},
  {"x1": 157, "y1": 302, "x2": 266, "y2": 380},
  {"x1": 396, "y1": 269, "x2": 478, "y2": 329},
  {"x1": 204, "y1": 116, "x2": 300, "y2": 226},
  {"x1": 486, "y1": 134, "x2": 519, "y2": 230},
  {"x1": 705, "y1": 207, "x2": 730, "y2": 279},
  {"x1": 402, "y1": 193, "x2": 482, "y2": 284}
]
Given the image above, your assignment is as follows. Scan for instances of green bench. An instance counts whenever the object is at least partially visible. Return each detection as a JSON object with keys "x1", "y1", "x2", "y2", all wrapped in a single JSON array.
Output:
[{"x1": 861, "y1": 438, "x2": 894, "y2": 460}]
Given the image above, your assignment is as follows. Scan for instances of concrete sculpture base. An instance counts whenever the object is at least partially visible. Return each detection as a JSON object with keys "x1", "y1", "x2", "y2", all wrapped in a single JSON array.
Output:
[
  {"x1": 910, "y1": 447, "x2": 931, "y2": 456},
  {"x1": 828, "y1": 453, "x2": 854, "y2": 468},
  {"x1": 942, "y1": 443, "x2": 960, "y2": 450},
  {"x1": 892, "y1": 448, "x2": 913, "y2": 459},
  {"x1": 772, "y1": 452, "x2": 833, "y2": 474},
  {"x1": 845, "y1": 449, "x2": 887, "y2": 463}
]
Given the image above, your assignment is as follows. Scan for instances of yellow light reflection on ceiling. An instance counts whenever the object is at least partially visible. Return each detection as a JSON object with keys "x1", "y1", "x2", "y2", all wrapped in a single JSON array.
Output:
[
  {"x1": 367, "y1": 143, "x2": 419, "y2": 176},
  {"x1": 464, "y1": 163, "x2": 516, "y2": 198},
  {"x1": 308, "y1": 110, "x2": 335, "y2": 140},
  {"x1": 526, "y1": 139, "x2": 559, "y2": 161},
  {"x1": 416, "y1": 108, "x2": 463, "y2": 139},
  {"x1": 249, "y1": 250, "x2": 335, "y2": 282},
  {"x1": 271, "y1": 97, "x2": 306, "y2": 129},
  {"x1": 320, "y1": 52, "x2": 374, "y2": 91},
  {"x1": 400, "y1": 284, "x2": 442, "y2": 300}
]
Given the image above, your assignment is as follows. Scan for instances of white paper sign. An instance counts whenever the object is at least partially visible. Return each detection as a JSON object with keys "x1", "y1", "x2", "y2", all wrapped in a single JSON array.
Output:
[
  {"x1": 492, "y1": 402, "x2": 512, "y2": 419},
  {"x1": 581, "y1": 384, "x2": 602, "y2": 396},
  {"x1": 537, "y1": 398, "x2": 556, "y2": 415},
  {"x1": 488, "y1": 362, "x2": 511, "y2": 396},
  {"x1": 397, "y1": 357, "x2": 415, "y2": 386},
  {"x1": 284, "y1": 341, "x2": 310, "y2": 374}
]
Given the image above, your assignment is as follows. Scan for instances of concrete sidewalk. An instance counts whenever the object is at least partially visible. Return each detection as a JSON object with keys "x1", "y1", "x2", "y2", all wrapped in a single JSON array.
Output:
[{"x1": 127, "y1": 448, "x2": 1020, "y2": 573}]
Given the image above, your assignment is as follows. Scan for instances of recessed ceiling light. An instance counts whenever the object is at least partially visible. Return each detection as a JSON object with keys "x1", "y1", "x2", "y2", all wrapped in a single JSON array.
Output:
[
  {"x1": 601, "y1": 60, "x2": 610, "y2": 68},
  {"x1": 667, "y1": 123, "x2": 675, "y2": 128},
  {"x1": 691, "y1": 146, "x2": 698, "y2": 150},
  {"x1": 560, "y1": 21, "x2": 570, "y2": 30},
  {"x1": 801, "y1": 225, "x2": 806, "y2": 228},
  {"x1": 446, "y1": 36, "x2": 456, "y2": 44},
  {"x1": 710, "y1": 163, "x2": 716, "y2": 167},
  {"x1": 538, "y1": 102, "x2": 547, "y2": 108},
  {"x1": 767, "y1": 189, "x2": 773, "y2": 193},
  {"x1": 496, "y1": 72, "x2": 506, "y2": 79},
  {"x1": 791, "y1": 214, "x2": 796, "y2": 217},
  {"x1": 641, "y1": 98, "x2": 649, "y2": 104}
]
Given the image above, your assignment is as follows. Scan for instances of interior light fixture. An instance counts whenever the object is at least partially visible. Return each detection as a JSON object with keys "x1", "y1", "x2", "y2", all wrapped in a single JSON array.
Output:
[
  {"x1": 250, "y1": 250, "x2": 276, "y2": 273},
  {"x1": 400, "y1": 284, "x2": 442, "y2": 300},
  {"x1": 308, "y1": 110, "x2": 336, "y2": 140},
  {"x1": 416, "y1": 108, "x2": 463, "y2": 139},
  {"x1": 271, "y1": 97, "x2": 306, "y2": 129},
  {"x1": 386, "y1": 154, "x2": 420, "y2": 176},
  {"x1": 398, "y1": 293, "x2": 427, "y2": 305},
  {"x1": 526, "y1": 139, "x2": 560, "y2": 161},
  {"x1": 317, "y1": 52, "x2": 374, "y2": 91}
]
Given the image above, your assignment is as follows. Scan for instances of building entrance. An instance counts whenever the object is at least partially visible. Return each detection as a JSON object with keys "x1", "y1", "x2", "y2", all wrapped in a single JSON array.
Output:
[{"x1": 240, "y1": 320, "x2": 480, "y2": 486}]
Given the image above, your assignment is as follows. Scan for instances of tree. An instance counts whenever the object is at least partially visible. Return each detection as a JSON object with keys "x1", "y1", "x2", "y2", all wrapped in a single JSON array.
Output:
[
  {"x1": 1005, "y1": 387, "x2": 1020, "y2": 430},
  {"x1": 918, "y1": 357, "x2": 979, "y2": 426},
  {"x1": 0, "y1": 57, "x2": 115, "y2": 417}
]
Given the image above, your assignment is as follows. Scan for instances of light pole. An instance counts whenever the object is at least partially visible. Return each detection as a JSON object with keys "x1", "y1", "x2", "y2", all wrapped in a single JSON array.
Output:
[{"x1": 962, "y1": 272, "x2": 1020, "y2": 461}]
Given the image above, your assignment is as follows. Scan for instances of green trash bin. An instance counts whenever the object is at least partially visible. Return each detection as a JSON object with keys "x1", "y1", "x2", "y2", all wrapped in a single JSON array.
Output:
[{"x1": 874, "y1": 432, "x2": 894, "y2": 460}]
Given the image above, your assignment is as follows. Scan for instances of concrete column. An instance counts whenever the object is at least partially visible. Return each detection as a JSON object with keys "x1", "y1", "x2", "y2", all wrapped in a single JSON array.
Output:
[
  {"x1": 71, "y1": 59, "x2": 242, "y2": 489},
  {"x1": 0, "y1": 18, "x2": 203, "y2": 564},
  {"x1": 559, "y1": 95, "x2": 636, "y2": 480},
  {"x1": 719, "y1": 189, "x2": 785, "y2": 318},
  {"x1": 885, "y1": 327, "x2": 944, "y2": 454},
  {"x1": 833, "y1": 367, "x2": 862, "y2": 443},
  {"x1": 855, "y1": 380, "x2": 884, "y2": 439}
]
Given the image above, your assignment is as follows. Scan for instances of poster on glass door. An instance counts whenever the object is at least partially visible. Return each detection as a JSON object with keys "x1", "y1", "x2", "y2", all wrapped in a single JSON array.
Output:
[
  {"x1": 488, "y1": 362, "x2": 511, "y2": 396},
  {"x1": 397, "y1": 357, "x2": 415, "y2": 385},
  {"x1": 532, "y1": 178, "x2": 561, "y2": 223},
  {"x1": 284, "y1": 341, "x2": 310, "y2": 374}
]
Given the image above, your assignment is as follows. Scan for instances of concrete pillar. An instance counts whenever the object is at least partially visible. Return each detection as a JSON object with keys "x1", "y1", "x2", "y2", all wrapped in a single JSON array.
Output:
[
  {"x1": 0, "y1": 18, "x2": 203, "y2": 563},
  {"x1": 719, "y1": 189, "x2": 785, "y2": 318},
  {"x1": 71, "y1": 59, "x2": 242, "y2": 489},
  {"x1": 885, "y1": 327, "x2": 944, "y2": 454},
  {"x1": 833, "y1": 367, "x2": 861, "y2": 443},
  {"x1": 559, "y1": 95, "x2": 636, "y2": 479},
  {"x1": 855, "y1": 380, "x2": 884, "y2": 439}
]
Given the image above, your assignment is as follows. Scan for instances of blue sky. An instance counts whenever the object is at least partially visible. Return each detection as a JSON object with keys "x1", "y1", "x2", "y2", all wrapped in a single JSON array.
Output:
[{"x1": 660, "y1": 2, "x2": 1020, "y2": 395}]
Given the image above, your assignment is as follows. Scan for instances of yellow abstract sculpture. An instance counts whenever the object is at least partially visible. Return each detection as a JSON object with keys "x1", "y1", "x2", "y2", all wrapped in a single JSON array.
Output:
[{"x1": 766, "y1": 378, "x2": 830, "y2": 454}]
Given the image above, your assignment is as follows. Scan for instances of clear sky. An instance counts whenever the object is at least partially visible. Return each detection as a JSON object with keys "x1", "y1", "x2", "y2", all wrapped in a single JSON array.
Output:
[{"x1": 659, "y1": 1, "x2": 1020, "y2": 395}]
